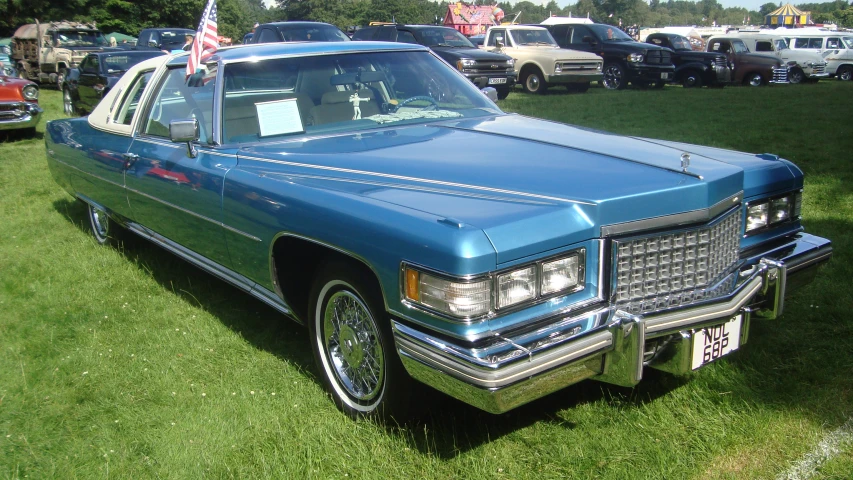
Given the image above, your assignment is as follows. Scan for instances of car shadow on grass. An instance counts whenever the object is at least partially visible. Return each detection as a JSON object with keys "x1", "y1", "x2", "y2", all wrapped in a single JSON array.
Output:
[{"x1": 52, "y1": 197, "x2": 852, "y2": 459}]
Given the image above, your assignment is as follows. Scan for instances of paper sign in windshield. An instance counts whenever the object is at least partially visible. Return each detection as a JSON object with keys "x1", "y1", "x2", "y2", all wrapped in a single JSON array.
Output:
[{"x1": 256, "y1": 98, "x2": 304, "y2": 137}]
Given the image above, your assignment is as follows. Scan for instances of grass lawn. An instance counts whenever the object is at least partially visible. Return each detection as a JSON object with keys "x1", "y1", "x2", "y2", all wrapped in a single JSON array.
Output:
[{"x1": 1, "y1": 83, "x2": 851, "y2": 479}]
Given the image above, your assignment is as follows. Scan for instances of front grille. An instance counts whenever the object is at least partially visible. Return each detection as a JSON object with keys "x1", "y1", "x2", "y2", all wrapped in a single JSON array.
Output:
[
  {"x1": 468, "y1": 61, "x2": 514, "y2": 75},
  {"x1": 559, "y1": 62, "x2": 601, "y2": 71},
  {"x1": 645, "y1": 50, "x2": 672, "y2": 65},
  {"x1": 612, "y1": 208, "x2": 742, "y2": 314},
  {"x1": 714, "y1": 56, "x2": 727, "y2": 68},
  {"x1": 0, "y1": 102, "x2": 25, "y2": 112},
  {"x1": 0, "y1": 102, "x2": 25, "y2": 119},
  {"x1": 811, "y1": 63, "x2": 826, "y2": 75},
  {"x1": 772, "y1": 66, "x2": 790, "y2": 83}
]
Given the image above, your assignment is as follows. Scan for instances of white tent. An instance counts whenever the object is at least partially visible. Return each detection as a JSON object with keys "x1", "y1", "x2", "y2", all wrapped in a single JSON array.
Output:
[{"x1": 540, "y1": 16, "x2": 594, "y2": 25}]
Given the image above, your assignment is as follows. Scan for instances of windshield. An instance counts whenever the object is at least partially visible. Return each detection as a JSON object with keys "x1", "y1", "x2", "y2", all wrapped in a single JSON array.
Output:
[
  {"x1": 843, "y1": 37, "x2": 853, "y2": 49},
  {"x1": 221, "y1": 51, "x2": 499, "y2": 144},
  {"x1": 417, "y1": 28, "x2": 475, "y2": 48},
  {"x1": 588, "y1": 24, "x2": 633, "y2": 42},
  {"x1": 509, "y1": 29, "x2": 557, "y2": 46},
  {"x1": 670, "y1": 35, "x2": 692, "y2": 50},
  {"x1": 774, "y1": 39, "x2": 788, "y2": 50},
  {"x1": 54, "y1": 30, "x2": 106, "y2": 47}
]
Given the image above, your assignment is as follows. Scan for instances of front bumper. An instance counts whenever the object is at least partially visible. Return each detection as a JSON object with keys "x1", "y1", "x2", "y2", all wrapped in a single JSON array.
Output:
[
  {"x1": 0, "y1": 102, "x2": 42, "y2": 131},
  {"x1": 393, "y1": 232, "x2": 831, "y2": 414},
  {"x1": 548, "y1": 72, "x2": 604, "y2": 84}
]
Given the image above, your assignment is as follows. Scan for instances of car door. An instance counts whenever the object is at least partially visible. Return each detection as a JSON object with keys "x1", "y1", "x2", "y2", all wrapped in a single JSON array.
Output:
[
  {"x1": 567, "y1": 26, "x2": 596, "y2": 54},
  {"x1": 77, "y1": 56, "x2": 101, "y2": 113},
  {"x1": 124, "y1": 65, "x2": 237, "y2": 268}
]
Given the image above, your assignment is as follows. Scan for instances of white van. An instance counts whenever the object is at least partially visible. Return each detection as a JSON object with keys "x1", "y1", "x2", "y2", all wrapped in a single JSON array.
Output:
[
  {"x1": 782, "y1": 34, "x2": 853, "y2": 80},
  {"x1": 732, "y1": 33, "x2": 829, "y2": 83}
]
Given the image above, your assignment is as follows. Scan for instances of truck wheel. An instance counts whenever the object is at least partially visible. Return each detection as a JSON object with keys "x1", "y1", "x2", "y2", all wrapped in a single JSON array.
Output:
[
  {"x1": 522, "y1": 69, "x2": 547, "y2": 94},
  {"x1": 682, "y1": 70, "x2": 703, "y2": 88},
  {"x1": 837, "y1": 66, "x2": 852, "y2": 81},
  {"x1": 63, "y1": 88, "x2": 77, "y2": 116},
  {"x1": 495, "y1": 86, "x2": 511, "y2": 100},
  {"x1": 308, "y1": 261, "x2": 414, "y2": 420},
  {"x1": 602, "y1": 63, "x2": 627, "y2": 90},
  {"x1": 789, "y1": 68, "x2": 805, "y2": 84},
  {"x1": 744, "y1": 72, "x2": 764, "y2": 87},
  {"x1": 56, "y1": 68, "x2": 68, "y2": 90}
]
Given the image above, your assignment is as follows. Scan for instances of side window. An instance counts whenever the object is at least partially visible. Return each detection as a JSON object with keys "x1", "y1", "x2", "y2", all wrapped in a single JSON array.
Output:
[
  {"x1": 115, "y1": 70, "x2": 154, "y2": 126},
  {"x1": 550, "y1": 25, "x2": 569, "y2": 47},
  {"x1": 396, "y1": 31, "x2": 418, "y2": 44},
  {"x1": 569, "y1": 26, "x2": 592, "y2": 45},
  {"x1": 351, "y1": 27, "x2": 375, "y2": 41},
  {"x1": 648, "y1": 37, "x2": 662, "y2": 45},
  {"x1": 755, "y1": 41, "x2": 773, "y2": 52},
  {"x1": 374, "y1": 26, "x2": 395, "y2": 41},
  {"x1": 809, "y1": 38, "x2": 823, "y2": 48},
  {"x1": 827, "y1": 38, "x2": 841, "y2": 49},
  {"x1": 794, "y1": 38, "x2": 810, "y2": 49},
  {"x1": 257, "y1": 28, "x2": 279, "y2": 43},
  {"x1": 142, "y1": 67, "x2": 215, "y2": 143},
  {"x1": 487, "y1": 29, "x2": 505, "y2": 47}
]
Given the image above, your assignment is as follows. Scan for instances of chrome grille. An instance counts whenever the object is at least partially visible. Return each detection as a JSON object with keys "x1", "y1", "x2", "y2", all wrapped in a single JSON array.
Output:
[
  {"x1": 559, "y1": 62, "x2": 600, "y2": 71},
  {"x1": 714, "y1": 56, "x2": 727, "y2": 68},
  {"x1": 612, "y1": 208, "x2": 742, "y2": 314},
  {"x1": 772, "y1": 66, "x2": 790, "y2": 83},
  {"x1": 811, "y1": 63, "x2": 826, "y2": 75}
]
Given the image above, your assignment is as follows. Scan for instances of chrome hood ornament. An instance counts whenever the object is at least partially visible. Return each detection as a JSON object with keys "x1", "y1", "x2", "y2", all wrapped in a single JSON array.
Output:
[{"x1": 681, "y1": 152, "x2": 691, "y2": 173}]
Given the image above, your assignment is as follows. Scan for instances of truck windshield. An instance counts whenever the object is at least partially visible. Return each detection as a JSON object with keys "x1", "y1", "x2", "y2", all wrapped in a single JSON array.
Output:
[
  {"x1": 670, "y1": 36, "x2": 692, "y2": 50},
  {"x1": 417, "y1": 28, "x2": 475, "y2": 48},
  {"x1": 509, "y1": 29, "x2": 557, "y2": 46},
  {"x1": 844, "y1": 37, "x2": 853, "y2": 49},
  {"x1": 587, "y1": 24, "x2": 633, "y2": 42},
  {"x1": 55, "y1": 31, "x2": 106, "y2": 47}
]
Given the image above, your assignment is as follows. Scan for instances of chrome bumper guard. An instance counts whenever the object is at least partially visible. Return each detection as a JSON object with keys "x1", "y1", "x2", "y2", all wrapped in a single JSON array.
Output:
[
  {"x1": 0, "y1": 102, "x2": 42, "y2": 131},
  {"x1": 392, "y1": 233, "x2": 831, "y2": 414}
]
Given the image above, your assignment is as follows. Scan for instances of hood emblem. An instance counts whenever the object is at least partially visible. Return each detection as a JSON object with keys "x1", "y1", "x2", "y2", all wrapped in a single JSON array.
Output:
[{"x1": 681, "y1": 152, "x2": 691, "y2": 172}]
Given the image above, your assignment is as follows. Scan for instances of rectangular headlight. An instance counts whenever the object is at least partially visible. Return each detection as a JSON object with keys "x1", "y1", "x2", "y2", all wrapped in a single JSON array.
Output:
[
  {"x1": 541, "y1": 255, "x2": 580, "y2": 295},
  {"x1": 770, "y1": 197, "x2": 791, "y2": 224},
  {"x1": 746, "y1": 203, "x2": 768, "y2": 232},
  {"x1": 404, "y1": 267, "x2": 490, "y2": 318},
  {"x1": 496, "y1": 266, "x2": 536, "y2": 309}
]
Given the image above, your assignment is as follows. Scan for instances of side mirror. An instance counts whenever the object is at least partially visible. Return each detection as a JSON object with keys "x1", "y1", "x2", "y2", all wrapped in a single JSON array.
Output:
[
  {"x1": 148, "y1": 40, "x2": 159, "y2": 48},
  {"x1": 481, "y1": 86, "x2": 498, "y2": 102},
  {"x1": 169, "y1": 119, "x2": 199, "y2": 157}
]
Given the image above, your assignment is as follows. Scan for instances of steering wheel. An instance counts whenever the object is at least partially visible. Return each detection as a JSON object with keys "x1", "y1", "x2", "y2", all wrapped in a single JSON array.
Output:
[{"x1": 393, "y1": 95, "x2": 438, "y2": 112}]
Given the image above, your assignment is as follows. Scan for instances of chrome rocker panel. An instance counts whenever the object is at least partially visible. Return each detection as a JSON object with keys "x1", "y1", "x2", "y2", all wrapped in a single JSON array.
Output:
[{"x1": 392, "y1": 232, "x2": 831, "y2": 414}]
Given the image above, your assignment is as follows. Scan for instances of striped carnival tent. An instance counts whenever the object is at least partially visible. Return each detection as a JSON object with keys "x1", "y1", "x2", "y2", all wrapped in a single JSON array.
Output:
[{"x1": 764, "y1": 4, "x2": 812, "y2": 27}]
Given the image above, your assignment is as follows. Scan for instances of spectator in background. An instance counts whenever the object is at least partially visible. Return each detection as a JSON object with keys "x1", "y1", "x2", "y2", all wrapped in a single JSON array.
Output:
[
  {"x1": 110, "y1": 36, "x2": 117, "y2": 47},
  {"x1": 183, "y1": 34, "x2": 194, "y2": 51}
]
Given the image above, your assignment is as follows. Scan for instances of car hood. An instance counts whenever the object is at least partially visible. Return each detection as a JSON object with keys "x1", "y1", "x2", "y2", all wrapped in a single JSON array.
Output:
[
  {"x1": 431, "y1": 47, "x2": 511, "y2": 61},
  {"x1": 239, "y1": 114, "x2": 798, "y2": 264},
  {"x1": 0, "y1": 77, "x2": 34, "y2": 101}
]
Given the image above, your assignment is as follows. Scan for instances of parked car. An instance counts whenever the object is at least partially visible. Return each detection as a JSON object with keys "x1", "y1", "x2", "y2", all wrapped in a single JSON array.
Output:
[
  {"x1": 45, "y1": 41, "x2": 831, "y2": 419},
  {"x1": 250, "y1": 21, "x2": 350, "y2": 43},
  {"x1": 541, "y1": 22, "x2": 675, "y2": 90},
  {"x1": 352, "y1": 25, "x2": 516, "y2": 99},
  {"x1": 12, "y1": 20, "x2": 109, "y2": 89},
  {"x1": 62, "y1": 50, "x2": 166, "y2": 116},
  {"x1": 645, "y1": 33, "x2": 731, "y2": 88},
  {"x1": 135, "y1": 28, "x2": 195, "y2": 52},
  {"x1": 706, "y1": 37, "x2": 789, "y2": 86},
  {"x1": 483, "y1": 25, "x2": 603, "y2": 94},
  {"x1": 0, "y1": 53, "x2": 18, "y2": 77},
  {"x1": 730, "y1": 33, "x2": 828, "y2": 84},
  {"x1": 0, "y1": 69, "x2": 41, "y2": 135},
  {"x1": 782, "y1": 33, "x2": 853, "y2": 80}
]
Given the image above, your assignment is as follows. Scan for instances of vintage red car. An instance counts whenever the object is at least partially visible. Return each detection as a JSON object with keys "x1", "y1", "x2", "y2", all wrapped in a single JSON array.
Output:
[{"x1": 0, "y1": 70, "x2": 42, "y2": 135}]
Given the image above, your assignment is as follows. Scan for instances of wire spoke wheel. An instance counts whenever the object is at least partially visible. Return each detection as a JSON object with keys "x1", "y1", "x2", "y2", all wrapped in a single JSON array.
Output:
[{"x1": 322, "y1": 290, "x2": 384, "y2": 402}]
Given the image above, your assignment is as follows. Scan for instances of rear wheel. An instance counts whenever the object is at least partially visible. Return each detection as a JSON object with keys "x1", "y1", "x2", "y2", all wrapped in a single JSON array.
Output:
[
  {"x1": 522, "y1": 68, "x2": 547, "y2": 94},
  {"x1": 86, "y1": 202, "x2": 130, "y2": 246},
  {"x1": 681, "y1": 70, "x2": 703, "y2": 88},
  {"x1": 602, "y1": 63, "x2": 627, "y2": 90},
  {"x1": 56, "y1": 68, "x2": 67, "y2": 91},
  {"x1": 744, "y1": 72, "x2": 764, "y2": 87},
  {"x1": 308, "y1": 261, "x2": 414, "y2": 420},
  {"x1": 63, "y1": 88, "x2": 76, "y2": 116},
  {"x1": 837, "y1": 66, "x2": 852, "y2": 81}
]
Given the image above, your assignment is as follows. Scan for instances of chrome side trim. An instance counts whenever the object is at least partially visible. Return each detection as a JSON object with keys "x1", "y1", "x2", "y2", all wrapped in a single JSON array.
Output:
[
  {"x1": 600, "y1": 191, "x2": 743, "y2": 236},
  {"x1": 125, "y1": 185, "x2": 261, "y2": 242},
  {"x1": 125, "y1": 222, "x2": 293, "y2": 318},
  {"x1": 240, "y1": 155, "x2": 596, "y2": 205}
]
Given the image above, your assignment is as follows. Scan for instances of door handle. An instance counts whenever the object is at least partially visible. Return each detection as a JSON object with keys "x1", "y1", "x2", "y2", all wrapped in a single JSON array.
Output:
[{"x1": 123, "y1": 153, "x2": 139, "y2": 170}]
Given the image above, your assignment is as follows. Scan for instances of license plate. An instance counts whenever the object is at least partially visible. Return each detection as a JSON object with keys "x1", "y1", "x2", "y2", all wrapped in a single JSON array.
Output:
[
  {"x1": 661, "y1": 72, "x2": 671, "y2": 80},
  {"x1": 489, "y1": 77, "x2": 507, "y2": 84},
  {"x1": 691, "y1": 315, "x2": 742, "y2": 370}
]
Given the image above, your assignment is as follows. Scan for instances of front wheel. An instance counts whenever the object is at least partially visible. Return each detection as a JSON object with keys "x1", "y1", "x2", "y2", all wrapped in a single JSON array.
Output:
[
  {"x1": 308, "y1": 261, "x2": 413, "y2": 420},
  {"x1": 789, "y1": 67, "x2": 805, "y2": 84},
  {"x1": 681, "y1": 70, "x2": 703, "y2": 88},
  {"x1": 522, "y1": 69, "x2": 547, "y2": 94},
  {"x1": 744, "y1": 72, "x2": 764, "y2": 87},
  {"x1": 56, "y1": 68, "x2": 68, "y2": 91},
  {"x1": 602, "y1": 63, "x2": 627, "y2": 90}
]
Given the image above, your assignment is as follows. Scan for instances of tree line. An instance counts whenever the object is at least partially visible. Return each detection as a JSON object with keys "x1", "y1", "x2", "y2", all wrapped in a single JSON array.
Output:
[{"x1": 2, "y1": 0, "x2": 852, "y2": 40}]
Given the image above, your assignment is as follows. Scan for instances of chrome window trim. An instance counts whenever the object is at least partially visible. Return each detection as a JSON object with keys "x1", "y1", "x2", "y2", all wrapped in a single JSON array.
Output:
[
  {"x1": 400, "y1": 247, "x2": 587, "y2": 323},
  {"x1": 601, "y1": 191, "x2": 742, "y2": 237}
]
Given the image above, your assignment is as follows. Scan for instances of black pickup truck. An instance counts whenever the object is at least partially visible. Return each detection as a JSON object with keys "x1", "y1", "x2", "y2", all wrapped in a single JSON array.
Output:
[
  {"x1": 352, "y1": 24, "x2": 516, "y2": 99},
  {"x1": 541, "y1": 23, "x2": 675, "y2": 90},
  {"x1": 135, "y1": 28, "x2": 195, "y2": 52},
  {"x1": 645, "y1": 33, "x2": 732, "y2": 88}
]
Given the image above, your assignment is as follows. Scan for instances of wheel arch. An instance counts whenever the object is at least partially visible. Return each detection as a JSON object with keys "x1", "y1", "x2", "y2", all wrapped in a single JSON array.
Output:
[
  {"x1": 518, "y1": 61, "x2": 545, "y2": 80},
  {"x1": 270, "y1": 233, "x2": 389, "y2": 324}
]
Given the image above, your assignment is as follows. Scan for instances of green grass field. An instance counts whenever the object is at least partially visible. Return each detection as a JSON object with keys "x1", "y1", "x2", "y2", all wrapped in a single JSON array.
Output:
[{"x1": 1, "y1": 83, "x2": 851, "y2": 479}]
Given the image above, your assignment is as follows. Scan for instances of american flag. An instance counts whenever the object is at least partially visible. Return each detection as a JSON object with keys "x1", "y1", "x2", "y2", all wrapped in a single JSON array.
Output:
[{"x1": 187, "y1": 0, "x2": 219, "y2": 77}]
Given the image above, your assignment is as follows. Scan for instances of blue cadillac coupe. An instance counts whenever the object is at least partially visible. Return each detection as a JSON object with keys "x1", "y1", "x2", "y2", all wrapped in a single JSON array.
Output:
[{"x1": 45, "y1": 41, "x2": 832, "y2": 419}]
